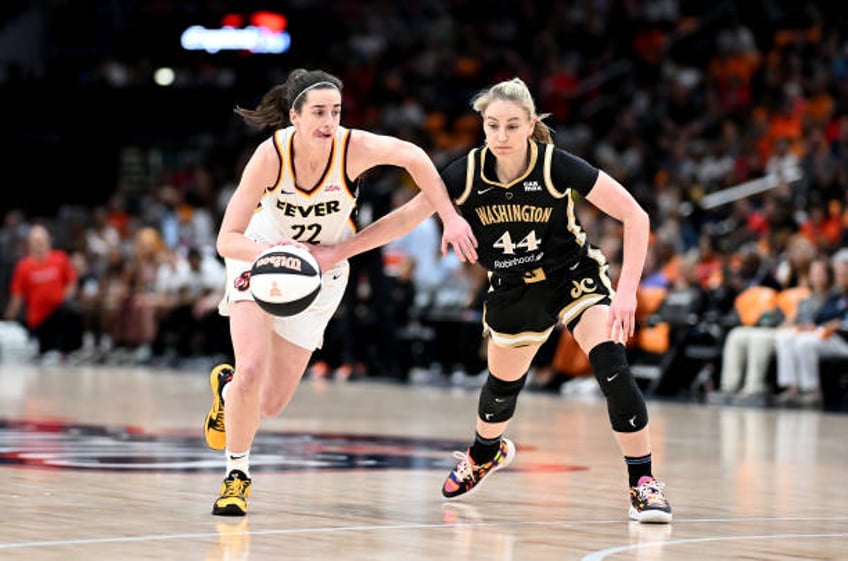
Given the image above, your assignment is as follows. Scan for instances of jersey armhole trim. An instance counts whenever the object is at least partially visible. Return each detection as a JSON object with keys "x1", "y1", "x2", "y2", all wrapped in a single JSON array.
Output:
[
  {"x1": 543, "y1": 144, "x2": 568, "y2": 199},
  {"x1": 342, "y1": 129, "x2": 357, "y2": 199},
  {"x1": 267, "y1": 129, "x2": 286, "y2": 194},
  {"x1": 455, "y1": 149, "x2": 477, "y2": 206}
]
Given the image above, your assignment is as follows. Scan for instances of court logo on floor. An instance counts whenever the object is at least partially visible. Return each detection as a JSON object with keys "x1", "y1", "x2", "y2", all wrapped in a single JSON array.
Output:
[{"x1": 0, "y1": 419, "x2": 588, "y2": 474}]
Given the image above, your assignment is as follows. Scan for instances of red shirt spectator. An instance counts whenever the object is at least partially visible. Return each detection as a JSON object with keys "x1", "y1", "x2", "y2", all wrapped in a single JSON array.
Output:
[{"x1": 7, "y1": 226, "x2": 77, "y2": 329}]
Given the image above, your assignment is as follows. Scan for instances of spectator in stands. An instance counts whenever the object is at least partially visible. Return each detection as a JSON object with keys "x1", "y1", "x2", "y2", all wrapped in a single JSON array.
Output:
[
  {"x1": 774, "y1": 248, "x2": 848, "y2": 407},
  {"x1": 84, "y1": 206, "x2": 122, "y2": 264},
  {"x1": 717, "y1": 255, "x2": 831, "y2": 404},
  {"x1": 775, "y1": 234, "x2": 818, "y2": 289},
  {"x1": 4, "y1": 224, "x2": 83, "y2": 362},
  {"x1": 111, "y1": 226, "x2": 172, "y2": 363},
  {"x1": 153, "y1": 247, "x2": 226, "y2": 360}
]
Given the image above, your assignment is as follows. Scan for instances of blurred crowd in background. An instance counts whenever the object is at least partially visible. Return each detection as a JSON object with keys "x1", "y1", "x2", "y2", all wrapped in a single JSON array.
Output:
[{"x1": 2, "y1": 0, "x2": 848, "y2": 408}]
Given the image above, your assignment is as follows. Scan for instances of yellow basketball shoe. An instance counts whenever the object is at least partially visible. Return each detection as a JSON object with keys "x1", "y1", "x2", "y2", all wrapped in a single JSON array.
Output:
[
  {"x1": 204, "y1": 364, "x2": 234, "y2": 450},
  {"x1": 212, "y1": 470, "x2": 252, "y2": 516}
]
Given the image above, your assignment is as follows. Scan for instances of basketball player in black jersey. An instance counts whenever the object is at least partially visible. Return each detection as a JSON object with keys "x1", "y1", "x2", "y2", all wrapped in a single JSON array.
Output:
[{"x1": 313, "y1": 77, "x2": 671, "y2": 523}]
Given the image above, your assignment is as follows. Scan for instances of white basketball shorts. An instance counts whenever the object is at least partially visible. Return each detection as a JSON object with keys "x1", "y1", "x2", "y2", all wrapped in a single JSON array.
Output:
[{"x1": 218, "y1": 257, "x2": 349, "y2": 351}]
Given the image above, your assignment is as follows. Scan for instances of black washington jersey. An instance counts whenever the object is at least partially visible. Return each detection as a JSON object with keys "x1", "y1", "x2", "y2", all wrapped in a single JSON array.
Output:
[{"x1": 441, "y1": 139, "x2": 600, "y2": 281}]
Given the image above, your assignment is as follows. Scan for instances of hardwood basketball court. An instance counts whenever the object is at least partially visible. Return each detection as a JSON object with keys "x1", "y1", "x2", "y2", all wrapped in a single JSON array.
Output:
[{"x1": 0, "y1": 363, "x2": 845, "y2": 560}]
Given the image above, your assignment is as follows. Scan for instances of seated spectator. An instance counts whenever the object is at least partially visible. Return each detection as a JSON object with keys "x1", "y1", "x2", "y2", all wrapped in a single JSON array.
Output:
[
  {"x1": 717, "y1": 256, "x2": 831, "y2": 404},
  {"x1": 74, "y1": 246, "x2": 128, "y2": 362},
  {"x1": 774, "y1": 249, "x2": 848, "y2": 407},
  {"x1": 153, "y1": 246, "x2": 226, "y2": 360},
  {"x1": 4, "y1": 224, "x2": 83, "y2": 362},
  {"x1": 110, "y1": 227, "x2": 172, "y2": 363}
]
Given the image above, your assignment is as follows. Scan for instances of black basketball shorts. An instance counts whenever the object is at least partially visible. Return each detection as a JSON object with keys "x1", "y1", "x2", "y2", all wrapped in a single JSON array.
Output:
[{"x1": 482, "y1": 254, "x2": 614, "y2": 348}]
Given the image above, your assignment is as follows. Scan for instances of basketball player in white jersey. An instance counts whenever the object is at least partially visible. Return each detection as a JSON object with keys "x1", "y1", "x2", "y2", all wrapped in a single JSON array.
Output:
[{"x1": 204, "y1": 68, "x2": 477, "y2": 516}]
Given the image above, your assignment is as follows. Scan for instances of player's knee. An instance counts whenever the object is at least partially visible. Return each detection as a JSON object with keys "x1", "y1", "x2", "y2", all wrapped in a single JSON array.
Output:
[
  {"x1": 260, "y1": 386, "x2": 293, "y2": 417},
  {"x1": 589, "y1": 341, "x2": 648, "y2": 433},
  {"x1": 261, "y1": 401, "x2": 280, "y2": 417},
  {"x1": 478, "y1": 372, "x2": 527, "y2": 423},
  {"x1": 228, "y1": 359, "x2": 264, "y2": 398}
]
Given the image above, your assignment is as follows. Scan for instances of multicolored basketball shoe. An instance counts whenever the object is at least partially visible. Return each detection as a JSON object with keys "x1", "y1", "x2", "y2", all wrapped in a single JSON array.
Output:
[
  {"x1": 204, "y1": 364, "x2": 234, "y2": 451},
  {"x1": 441, "y1": 438, "x2": 515, "y2": 500},
  {"x1": 629, "y1": 476, "x2": 673, "y2": 523},
  {"x1": 212, "y1": 469, "x2": 252, "y2": 516}
]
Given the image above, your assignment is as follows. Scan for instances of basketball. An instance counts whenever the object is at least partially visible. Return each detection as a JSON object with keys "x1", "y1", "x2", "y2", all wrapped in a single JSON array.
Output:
[{"x1": 250, "y1": 245, "x2": 322, "y2": 317}]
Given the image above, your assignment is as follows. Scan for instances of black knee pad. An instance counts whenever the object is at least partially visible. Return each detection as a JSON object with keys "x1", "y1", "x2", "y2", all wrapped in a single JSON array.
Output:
[
  {"x1": 588, "y1": 342, "x2": 648, "y2": 433},
  {"x1": 478, "y1": 372, "x2": 527, "y2": 423}
]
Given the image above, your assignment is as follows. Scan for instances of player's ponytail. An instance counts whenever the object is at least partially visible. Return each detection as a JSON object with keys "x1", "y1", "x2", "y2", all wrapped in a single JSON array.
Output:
[{"x1": 234, "y1": 69, "x2": 343, "y2": 131}]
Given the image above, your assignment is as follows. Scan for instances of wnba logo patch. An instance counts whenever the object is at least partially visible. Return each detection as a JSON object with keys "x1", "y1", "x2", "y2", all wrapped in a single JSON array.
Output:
[
  {"x1": 269, "y1": 281, "x2": 282, "y2": 298},
  {"x1": 234, "y1": 271, "x2": 251, "y2": 292}
]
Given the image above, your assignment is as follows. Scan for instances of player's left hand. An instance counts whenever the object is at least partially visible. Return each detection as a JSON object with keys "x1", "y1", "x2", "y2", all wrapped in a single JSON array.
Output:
[
  {"x1": 608, "y1": 290, "x2": 637, "y2": 345},
  {"x1": 440, "y1": 213, "x2": 478, "y2": 263}
]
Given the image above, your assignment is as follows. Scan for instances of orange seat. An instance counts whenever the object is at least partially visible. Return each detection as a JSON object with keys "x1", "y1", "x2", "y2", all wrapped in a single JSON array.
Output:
[
  {"x1": 734, "y1": 286, "x2": 779, "y2": 327},
  {"x1": 776, "y1": 286, "x2": 811, "y2": 323},
  {"x1": 552, "y1": 329, "x2": 592, "y2": 377},
  {"x1": 638, "y1": 322, "x2": 671, "y2": 354},
  {"x1": 636, "y1": 286, "x2": 668, "y2": 323}
]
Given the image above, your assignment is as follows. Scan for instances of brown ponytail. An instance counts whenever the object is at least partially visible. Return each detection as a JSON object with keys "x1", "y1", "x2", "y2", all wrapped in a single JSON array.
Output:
[{"x1": 234, "y1": 68, "x2": 343, "y2": 131}]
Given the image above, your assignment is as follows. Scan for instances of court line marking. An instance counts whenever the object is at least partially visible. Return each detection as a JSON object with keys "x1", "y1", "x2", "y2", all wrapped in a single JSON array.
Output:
[
  {"x1": 581, "y1": 532, "x2": 848, "y2": 561},
  {"x1": 2, "y1": 516, "x2": 848, "y2": 550}
]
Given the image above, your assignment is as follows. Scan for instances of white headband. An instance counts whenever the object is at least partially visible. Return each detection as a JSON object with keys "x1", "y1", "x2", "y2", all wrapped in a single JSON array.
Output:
[{"x1": 291, "y1": 81, "x2": 339, "y2": 108}]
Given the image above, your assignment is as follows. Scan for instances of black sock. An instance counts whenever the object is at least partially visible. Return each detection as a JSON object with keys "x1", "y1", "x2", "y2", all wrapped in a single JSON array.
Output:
[
  {"x1": 469, "y1": 432, "x2": 502, "y2": 464},
  {"x1": 625, "y1": 453, "x2": 652, "y2": 487}
]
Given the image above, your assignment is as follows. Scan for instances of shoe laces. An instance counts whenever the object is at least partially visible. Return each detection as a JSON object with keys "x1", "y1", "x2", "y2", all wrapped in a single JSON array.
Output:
[
  {"x1": 451, "y1": 451, "x2": 477, "y2": 483},
  {"x1": 635, "y1": 478, "x2": 667, "y2": 505},
  {"x1": 223, "y1": 474, "x2": 249, "y2": 498},
  {"x1": 211, "y1": 408, "x2": 226, "y2": 431}
]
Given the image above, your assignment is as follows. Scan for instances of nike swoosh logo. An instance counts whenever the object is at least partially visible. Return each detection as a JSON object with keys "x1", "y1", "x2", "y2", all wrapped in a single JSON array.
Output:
[
  {"x1": 569, "y1": 261, "x2": 580, "y2": 271},
  {"x1": 606, "y1": 373, "x2": 619, "y2": 382},
  {"x1": 494, "y1": 398, "x2": 506, "y2": 403},
  {"x1": 477, "y1": 186, "x2": 496, "y2": 195},
  {"x1": 629, "y1": 415, "x2": 637, "y2": 427},
  {"x1": 484, "y1": 413, "x2": 493, "y2": 420},
  {"x1": 331, "y1": 273, "x2": 342, "y2": 280}
]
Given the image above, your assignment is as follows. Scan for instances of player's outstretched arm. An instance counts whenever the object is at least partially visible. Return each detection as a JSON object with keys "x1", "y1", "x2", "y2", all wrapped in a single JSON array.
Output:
[
  {"x1": 310, "y1": 192, "x2": 434, "y2": 273},
  {"x1": 346, "y1": 130, "x2": 477, "y2": 262}
]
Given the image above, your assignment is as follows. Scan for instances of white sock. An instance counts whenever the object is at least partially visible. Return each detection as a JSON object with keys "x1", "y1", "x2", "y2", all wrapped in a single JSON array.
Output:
[
  {"x1": 226, "y1": 449, "x2": 250, "y2": 477},
  {"x1": 221, "y1": 381, "x2": 231, "y2": 402}
]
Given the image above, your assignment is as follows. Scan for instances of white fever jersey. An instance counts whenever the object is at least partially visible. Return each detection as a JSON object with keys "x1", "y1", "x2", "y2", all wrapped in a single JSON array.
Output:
[{"x1": 244, "y1": 126, "x2": 358, "y2": 246}]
